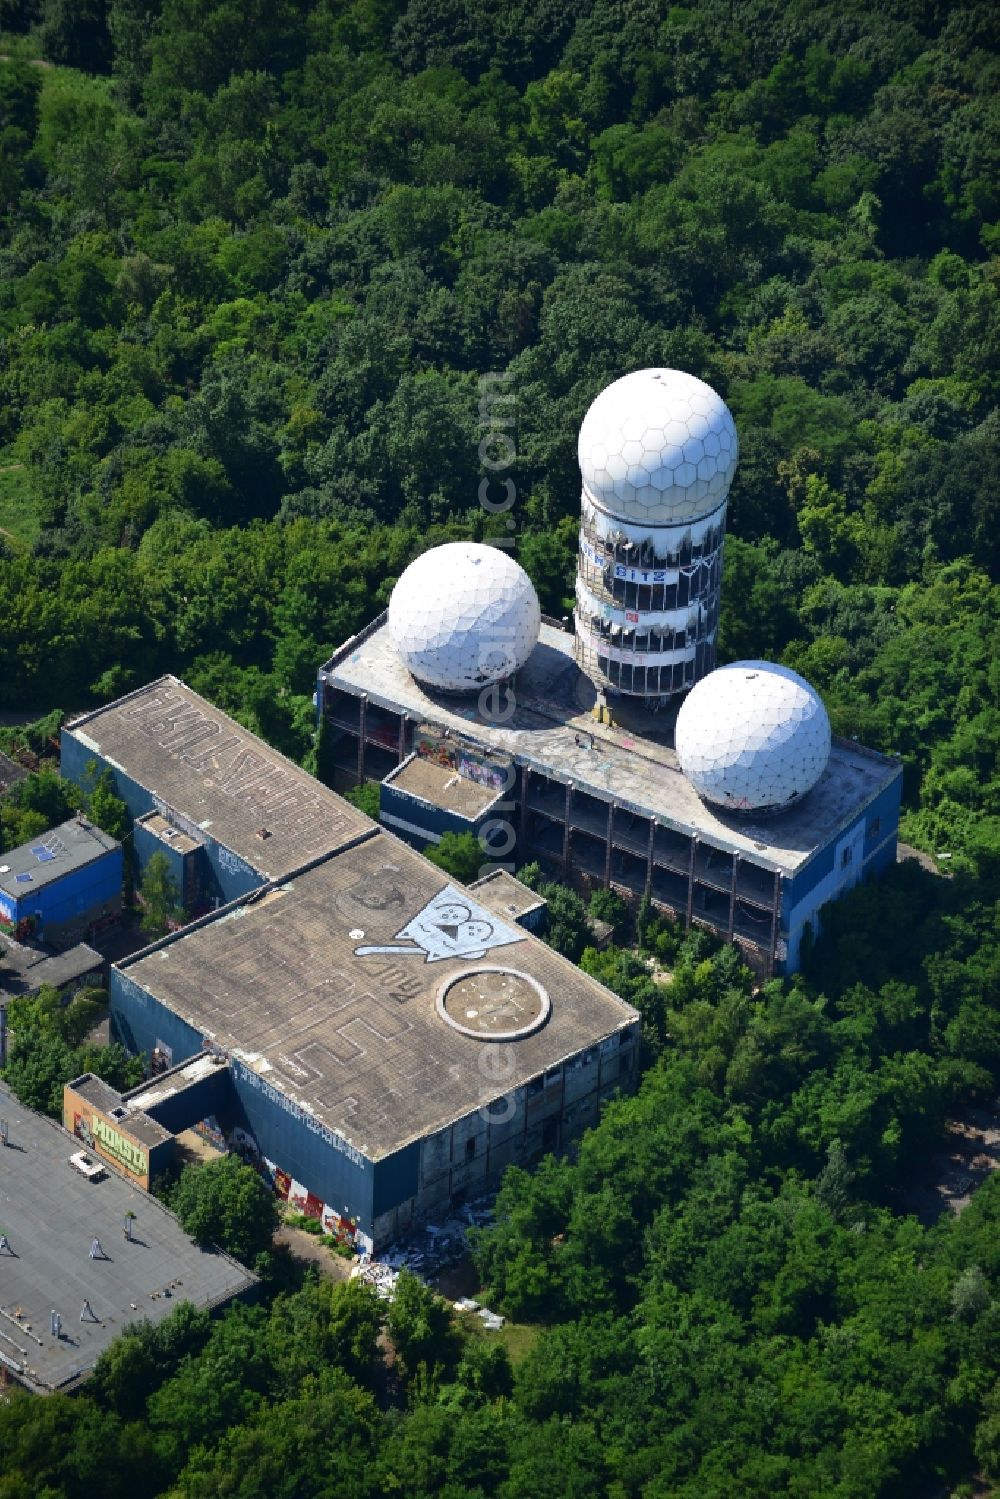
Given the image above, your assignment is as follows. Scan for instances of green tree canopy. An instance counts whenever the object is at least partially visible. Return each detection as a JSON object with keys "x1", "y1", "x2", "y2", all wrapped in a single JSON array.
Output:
[{"x1": 169, "y1": 1154, "x2": 279, "y2": 1265}]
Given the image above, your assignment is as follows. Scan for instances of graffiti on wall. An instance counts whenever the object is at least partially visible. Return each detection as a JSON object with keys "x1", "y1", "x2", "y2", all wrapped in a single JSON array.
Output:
[
  {"x1": 414, "y1": 729, "x2": 511, "y2": 793},
  {"x1": 263, "y1": 1160, "x2": 360, "y2": 1247},
  {"x1": 193, "y1": 1115, "x2": 227, "y2": 1153},
  {"x1": 92, "y1": 1114, "x2": 148, "y2": 1178},
  {"x1": 456, "y1": 754, "x2": 506, "y2": 792}
]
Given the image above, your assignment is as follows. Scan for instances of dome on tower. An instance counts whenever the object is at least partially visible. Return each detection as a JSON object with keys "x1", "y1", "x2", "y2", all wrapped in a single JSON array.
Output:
[
  {"x1": 675, "y1": 661, "x2": 831, "y2": 814},
  {"x1": 578, "y1": 368, "x2": 738, "y2": 525},
  {"x1": 388, "y1": 542, "x2": 541, "y2": 694}
]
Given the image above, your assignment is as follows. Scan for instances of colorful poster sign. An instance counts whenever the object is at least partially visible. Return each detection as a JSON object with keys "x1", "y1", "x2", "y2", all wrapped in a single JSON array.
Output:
[{"x1": 91, "y1": 1114, "x2": 148, "y2": 1178}]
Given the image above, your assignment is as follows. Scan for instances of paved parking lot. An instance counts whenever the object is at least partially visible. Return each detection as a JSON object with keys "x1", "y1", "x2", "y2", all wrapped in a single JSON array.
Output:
[{"x1": 0, "y1": 1084, "x2": 255, "y2": 1392}]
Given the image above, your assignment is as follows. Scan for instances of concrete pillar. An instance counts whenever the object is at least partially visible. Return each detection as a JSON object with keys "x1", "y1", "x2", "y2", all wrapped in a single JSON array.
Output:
[
  {"x1": 769, "y1": 870, "x2": 781, "y2": 977},
  {"x1": 604, "y1": 803, "x2": 613, "y2": 887},
  {"x1": 686, "y1": 838, "x2": 697, "y2": 926},
  {"x1": 357, "y1": 695, "x2": 367, "y2": 783},
  {"x1": 728, "y1": 856, "x2": 738, "y2": 940}
]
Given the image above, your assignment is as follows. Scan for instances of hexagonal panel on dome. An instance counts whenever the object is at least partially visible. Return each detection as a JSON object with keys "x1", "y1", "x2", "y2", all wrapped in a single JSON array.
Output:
[
  {"x1": 388, "y1": 543, "x2": 541, "y2": 694},
  {"x1": 675, "y1": 662, "x2": 831, "y2": 814},
  {"x1": 578, "y1": 369, "x2": 738, "y2": 525}
]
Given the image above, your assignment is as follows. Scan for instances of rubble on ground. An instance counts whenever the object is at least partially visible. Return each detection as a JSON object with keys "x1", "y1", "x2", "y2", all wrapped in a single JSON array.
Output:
[{"x1": 351, "y1": 1196, "x2": 495, "y2": 1303}]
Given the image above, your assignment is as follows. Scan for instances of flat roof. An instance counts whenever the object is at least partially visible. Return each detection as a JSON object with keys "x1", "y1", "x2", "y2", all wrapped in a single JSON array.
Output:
[
  {"x1": 0, "y1": 817, "x2": 118, "y2": 901},
  {"x1": 0, "y1": 941, "x2": 103, "y2": 999},
  {"x1": 470, "y1": 869, "x2": 548, "y2": 922},
  {"x1": 125, "y1": 1052, "x2": 229, "y2": 1115},
  {"x1": 0, "y1": 1083, "x2": 255, "y2": 1394},
  {"x1": 323, "y1": 621, "x2": 901, "y2": 877},
  {"x1": 118, "y1": 831, "x2": 638, "y2": 1161},
  {"x1": 66, "y1": 677, "x2": 373, "y2": 882},
  {"x1": 136, "y1": 811, "x2": 200, "y2": 857},
  {"x1": 384, "y1": 754, "x2": 504, "y2": 820},
  {"x1": 68, "y1": 1073, "x2": 174, "y2": 1150}
]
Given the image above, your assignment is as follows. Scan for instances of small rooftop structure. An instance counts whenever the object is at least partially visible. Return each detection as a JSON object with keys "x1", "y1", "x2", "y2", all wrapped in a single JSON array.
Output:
[
  {"x1": 135, "y1": 810, "x2": 201, "y2": 857},
  {"x1": 65, "y1": 676, "x2": 372, "y2": 883},
  {"x1": 0, "y1": 1082, "x2": 255, "y2": 1394},
  {"x1": 383, "y1": 755, "x2": 506, "y2": 822},
  {"x1": 0, "y1": 818, "x2": 118, "y2": 902},
  {"x1": 0, "y1": 940, "x2": 103, "y2": 1000},
  {"x1": 470, "y1": 869, "x2": 548, "y2": 927},
  {"x1": 66, "y1": 1073, "x2": 175, "y2": 1154},
  {"x1": 125, "y1": 1052, "x2": 229, "y2": 1117}
]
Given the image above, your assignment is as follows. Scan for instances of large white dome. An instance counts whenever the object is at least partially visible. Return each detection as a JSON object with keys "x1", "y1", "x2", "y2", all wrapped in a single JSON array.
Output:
[
  {"x1": 388, "y1": 543, "x2": 541, "y2": 693},
  {"x1": 675, "y1": 661, "x2": 831, "y2": 814},
  {"x1": 578, "y1": 368, "x2": 738, "y2": 525}
]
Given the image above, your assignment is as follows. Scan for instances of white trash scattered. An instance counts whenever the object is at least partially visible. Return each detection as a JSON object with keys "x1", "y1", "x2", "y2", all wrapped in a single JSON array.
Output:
[{"x1": 349, "y1": 1195, "x2": 496, "y2": 1304}]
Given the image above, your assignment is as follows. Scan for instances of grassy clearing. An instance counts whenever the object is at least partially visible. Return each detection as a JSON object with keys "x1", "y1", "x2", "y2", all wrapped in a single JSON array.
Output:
[
  {"x1": 456, "y1": 1308, "x2": 542, "y2": 1366},
  {"x1": 0, "y1": 455, "x2": 40, "y2": 550},
  {"x1": 0, "y1": 455, "x2": 40, "y2": 549}
]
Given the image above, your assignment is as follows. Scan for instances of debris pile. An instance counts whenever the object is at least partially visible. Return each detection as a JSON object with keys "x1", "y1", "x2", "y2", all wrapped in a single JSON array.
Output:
[{"x1": 351, "y1": 1197, "x2": 495, "y2": 1303}]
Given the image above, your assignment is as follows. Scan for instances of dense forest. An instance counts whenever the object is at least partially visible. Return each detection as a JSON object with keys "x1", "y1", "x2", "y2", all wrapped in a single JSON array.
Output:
[
  {"x1": 0, "y1": 0, "x2": 998, "y2": 1494},
  {"x1": 0, "y1": 0, "x2": 997, "y2": 866}
]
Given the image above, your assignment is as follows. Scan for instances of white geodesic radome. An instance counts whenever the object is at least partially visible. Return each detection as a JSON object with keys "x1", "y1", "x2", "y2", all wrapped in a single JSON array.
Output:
[
  {"x1": 578, "y1": 368, "x2": 738, "y2": 525},
  {"x1": 675, "y1": 661, "x2": 831, "y2": 813},
  {"x1": 387, "y1": 542, "x2": 541, "y2": 693}
]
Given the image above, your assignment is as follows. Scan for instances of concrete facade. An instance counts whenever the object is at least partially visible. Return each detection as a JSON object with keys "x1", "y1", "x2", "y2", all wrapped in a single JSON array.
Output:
[
  {"x1": 62, "y1": 676, "x2": 640, "y2": 1255},
  {"x1": 319, "y1": 619, "x2": 903, "y2": 975},
  {"x1": 110, "y1": 833, "x2": 640, "y2": 1252},
  {"x1": 62, "y1": 676, "x2": 372, "y2": 913}
]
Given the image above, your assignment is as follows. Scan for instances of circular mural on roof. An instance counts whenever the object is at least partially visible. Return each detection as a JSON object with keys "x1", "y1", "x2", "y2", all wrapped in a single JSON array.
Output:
[{"x1": 436, "y1": 966, "x2": 551, "y2": 1040}]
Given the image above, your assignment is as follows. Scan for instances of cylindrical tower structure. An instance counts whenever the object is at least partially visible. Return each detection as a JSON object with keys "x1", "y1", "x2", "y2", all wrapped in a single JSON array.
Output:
[{"x1": 573, "y1": 369, "x2": 738, "y2": 704}]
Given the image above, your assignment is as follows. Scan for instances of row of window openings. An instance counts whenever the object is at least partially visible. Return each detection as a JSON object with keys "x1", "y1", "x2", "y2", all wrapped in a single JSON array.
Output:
[
  {"x1": 596, "y1": 657, "x2": 701, "y2": 693},
  {"x1": 839, "y1": 821, "x2": 881, "y2": 870},
  {"x1": 580, "y1": 568, "x2": 720, "y2": 613},
  {"x1": 581, "y1": 521, "x2": 725, "y2": 566},
  {"x1": 580, "y1": 615, "x2": 711, "y2": 652}
]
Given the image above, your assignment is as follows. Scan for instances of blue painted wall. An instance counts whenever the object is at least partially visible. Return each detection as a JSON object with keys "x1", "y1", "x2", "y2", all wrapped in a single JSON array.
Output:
[
  {"x1": 132, "y1": 821, "x2": 208, "y2": 911},
  {"x1": 110, "y1": 967, "x2": 205, "y2": 1068},
  {"x1": 779, "y1": 771, "x2": 903, "y2": 971},
  {"x1": 131, "y1": 1064, "x2": 233, "y2": 1136},
  {"x1": 228, "y1": 1058, "x2": 375, "y2": 1236},
  {"x1": 784, "y1": 770, "x2": 902, "y2": 912},
  {"x1": 133, "y1": 819, "x2": 187, "y2": 897},
  {"x1": 379, "y1": 782, "x2": 479, "y2": 846},
  {"x1": 62, "y1": 731, "x2": 150, "y2": 825},
  {"x1": 63, "y1": 728, "x2": 264, "y2": 908},
  {"x1": 5, "y1": 846, "x2": 122, "y2": 940},
  {"x1": 111, "y1": 964, "x2": 377, "y2": 1236},
  {"x1": 861, "y1": 775, "x2": 903, "y2": 866},
  {"x1": 373, "y1": 1143, "x2": 420, "y2": 1218}
]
